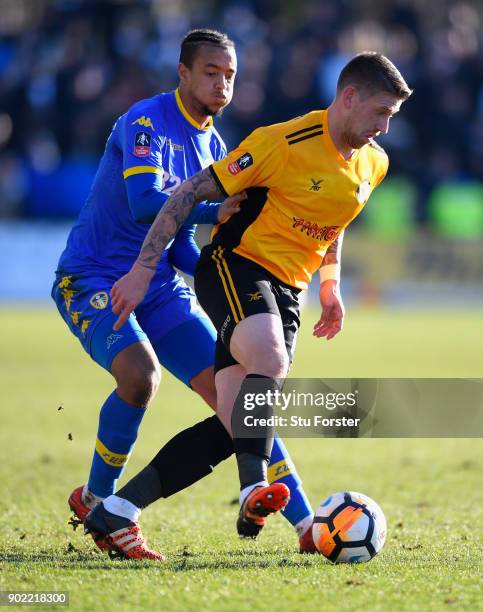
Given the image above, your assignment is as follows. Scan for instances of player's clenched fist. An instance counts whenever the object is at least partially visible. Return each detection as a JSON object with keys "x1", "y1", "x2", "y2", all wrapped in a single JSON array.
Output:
[{"x1": 110, "y1": 263, "x2": 154, "y2": 330}]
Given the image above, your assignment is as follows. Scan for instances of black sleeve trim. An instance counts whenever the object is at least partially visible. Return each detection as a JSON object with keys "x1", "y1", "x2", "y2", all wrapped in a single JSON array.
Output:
[{"x1": 209, "y1": 165, "x2": 229, "y2": 198}]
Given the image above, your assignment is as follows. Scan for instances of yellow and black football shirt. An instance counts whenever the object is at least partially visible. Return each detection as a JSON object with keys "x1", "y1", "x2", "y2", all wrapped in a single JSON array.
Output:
[{"x1": 209, "y1": 109, "x2": 388, "y2": 290}]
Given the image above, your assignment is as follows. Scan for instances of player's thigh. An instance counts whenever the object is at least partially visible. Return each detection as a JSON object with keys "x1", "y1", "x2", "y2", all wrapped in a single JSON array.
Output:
[
  {"x1": 52, "y1": 273, "x2": 150, "y2": 372},
  {"x1": 230, "y1": 312, "x2": 288, "y2": 376},
  {"x1": 138, "y1": 275, "x2": 215, "y2": 383},
  {"x1": 195, "y1": 248, "x2": 287, "y2": 375},
  {"x1": 229, "y1": 280, "x2": 302, "y2": 376},
  {"x1": 151, "y1": 314, "x2": 217, "y2": 402},
  {"x1": 273, "y1": 283, "x2": 301, "y2": 371}
]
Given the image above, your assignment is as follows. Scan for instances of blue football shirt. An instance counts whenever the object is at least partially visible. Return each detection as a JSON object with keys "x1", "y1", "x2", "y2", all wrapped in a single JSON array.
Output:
[{"x1": 57, "y1": 89, "x2": 226, "y2": 284}]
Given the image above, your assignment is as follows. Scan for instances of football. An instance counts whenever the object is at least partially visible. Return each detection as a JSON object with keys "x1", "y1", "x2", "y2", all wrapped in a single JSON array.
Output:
[{"x1": 312, "y1": 491, "x2": 387, "y2": 563}]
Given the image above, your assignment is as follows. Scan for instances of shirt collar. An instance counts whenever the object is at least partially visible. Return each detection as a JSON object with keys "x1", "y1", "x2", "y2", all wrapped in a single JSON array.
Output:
[{"x1": 174, "y1": 88, "x2": 213, "y2": 131}]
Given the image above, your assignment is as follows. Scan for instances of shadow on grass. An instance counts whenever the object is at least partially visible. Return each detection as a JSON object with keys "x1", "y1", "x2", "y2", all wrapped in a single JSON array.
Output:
[
  {"x1": 0, "y1": 549, "x2": 322, "y2": 572},
  {"x1": 171, "y1": 556, "x2": 319, "y2": 572},
  {"x1": 0, "y1": 551, "x2": 128, "y2": 570}
]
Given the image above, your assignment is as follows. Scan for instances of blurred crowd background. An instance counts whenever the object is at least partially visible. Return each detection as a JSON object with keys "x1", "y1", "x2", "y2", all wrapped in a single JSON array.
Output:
[
  {"x1": 1, "y1": 0, "x2": 483, "y2": 305},
  {"x1": 0, "y1": 0, "x2": 482, "y2": 231}
]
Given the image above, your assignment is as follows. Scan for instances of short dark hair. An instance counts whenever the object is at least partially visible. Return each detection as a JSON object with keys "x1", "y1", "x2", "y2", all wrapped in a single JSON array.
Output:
[
  {"x1": 337, "y1": 52, "x2": 412, "y2": 100},
  {"x1": 179, "y1": 29, "x2": 235, "y2": 68}
]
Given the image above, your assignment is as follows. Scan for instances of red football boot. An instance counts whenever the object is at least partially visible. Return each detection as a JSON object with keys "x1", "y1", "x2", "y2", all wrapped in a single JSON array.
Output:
[
  {"x1": 68, "y1": 485, "x2": 108, "y2": 551},
  {"x1": 68, "y1": 486, "x2": 91, "y2": 527},
  {"x1": 84, "y1": 503, "x2": 165, "y2": 561}
]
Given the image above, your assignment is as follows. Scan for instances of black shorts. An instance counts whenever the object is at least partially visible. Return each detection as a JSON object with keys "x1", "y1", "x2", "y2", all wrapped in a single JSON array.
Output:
[{"x1": 194, "y1": 245, "x2": 301, "y2": 373}]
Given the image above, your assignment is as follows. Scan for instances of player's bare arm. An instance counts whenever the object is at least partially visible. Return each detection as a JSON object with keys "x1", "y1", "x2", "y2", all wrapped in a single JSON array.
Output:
[
  {"x1": 320, "y1": 230, "x2": 343, "y2": 269},
  {"x1": 313, "y1": 231, "x2": 345, "y2": 341},
  {"x1": 137, "y1": 168, "x2": 226, "y2": 272},
  {"x1": 110, "y1": 168, "x2": 239, "y2": 330}
]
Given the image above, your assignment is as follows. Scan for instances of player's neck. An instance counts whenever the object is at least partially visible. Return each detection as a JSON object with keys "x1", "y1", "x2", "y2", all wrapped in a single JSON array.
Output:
[
  {"x1": 327, "y1": 105, "x2": 355, "y2": 161},
  {"x1": 177, "y1": 85, "x2": 211, "y2": 129}
]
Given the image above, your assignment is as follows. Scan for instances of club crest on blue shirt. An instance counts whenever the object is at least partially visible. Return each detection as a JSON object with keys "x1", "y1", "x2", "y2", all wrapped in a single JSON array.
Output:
[
  {"x1": 89, "y1": 292, "x2": 109, "y2": 309},
  {"x1": 134, "y1": 131, "x2": 151, "y2": 157}
]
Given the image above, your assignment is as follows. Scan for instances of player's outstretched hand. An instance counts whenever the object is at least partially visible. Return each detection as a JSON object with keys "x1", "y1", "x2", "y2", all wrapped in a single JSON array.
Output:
[
  {"x1": 110, "y1": 263, "x2": 155, "y2": 330},
  {"x1": 217, "y1": 191, "x2": 247, "y2": 224},
  {"x1": 313, "y1": 279, "x2": 345, "y2": 341}
]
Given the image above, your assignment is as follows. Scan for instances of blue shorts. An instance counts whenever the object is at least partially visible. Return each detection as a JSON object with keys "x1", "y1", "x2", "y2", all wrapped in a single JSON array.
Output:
[{"x1": 51, "y1": 271, "x2": 216, "y2": 385}]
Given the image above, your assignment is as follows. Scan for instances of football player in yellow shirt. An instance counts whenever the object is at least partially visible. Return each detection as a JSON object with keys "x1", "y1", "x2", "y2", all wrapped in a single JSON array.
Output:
[{"x1": 106, "y1": 51, "x2": 411, "y2": 543}]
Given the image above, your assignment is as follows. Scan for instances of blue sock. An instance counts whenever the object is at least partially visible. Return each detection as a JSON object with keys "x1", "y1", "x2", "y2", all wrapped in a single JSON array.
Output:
[
  {"x1": 268, "y1": 434, "x2": 314, "y2": 534},
  {"x1": 87, "y1": 391, "x2": 146, "y2": 498}
]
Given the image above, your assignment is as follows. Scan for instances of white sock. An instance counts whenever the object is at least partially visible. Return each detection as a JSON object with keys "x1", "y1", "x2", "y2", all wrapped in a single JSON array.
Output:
[
  {"x1": 103, "y1": 495, "x2": 141, "y2": 522},
  {"x1": 294, "y1": 514, "x2": 315, "y2": 538},
  {"x1": 81, "y1": 485, "x2": 104, "y2": 509},
  {"x1": 239, "y1": 481, "x2": 268, "y2": 506}
]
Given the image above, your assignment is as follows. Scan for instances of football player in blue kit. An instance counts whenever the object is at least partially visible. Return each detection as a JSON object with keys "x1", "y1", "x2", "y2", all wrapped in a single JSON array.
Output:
[{"x1": 52, "y1": 29, "x2": 316, "y2": 560}]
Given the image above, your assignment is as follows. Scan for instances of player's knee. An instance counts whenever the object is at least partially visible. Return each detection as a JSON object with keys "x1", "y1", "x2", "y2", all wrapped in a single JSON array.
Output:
[
  {"x1": 148, "y1": 363, "x2": 162, "y2": 396},
  {"x1": 247, "y1": 348, "x2": 289, "y2": 379},
  {"x1": 119, "y1": 362, "x2": 161, "y2": 406}
]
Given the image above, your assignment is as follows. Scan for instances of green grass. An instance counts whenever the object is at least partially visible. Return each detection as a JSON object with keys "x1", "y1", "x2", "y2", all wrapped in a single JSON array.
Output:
[{"x1": 0, "y1": 307, "x2": 482, "y2": 611}]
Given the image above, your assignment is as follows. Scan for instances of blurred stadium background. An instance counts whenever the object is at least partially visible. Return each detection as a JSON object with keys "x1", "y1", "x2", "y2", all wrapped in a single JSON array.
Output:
[{"x1": 0, "y1": 0, "x2": 482, "y2": 307}]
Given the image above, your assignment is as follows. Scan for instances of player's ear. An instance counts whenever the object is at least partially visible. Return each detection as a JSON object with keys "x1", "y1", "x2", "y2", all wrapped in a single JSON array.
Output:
[
  {"x1": 342, "y1": 85, "x2": 357, "y2": 109},
  {"x1": 178, "y1": 62, "x2": 190, "y2": 83}
]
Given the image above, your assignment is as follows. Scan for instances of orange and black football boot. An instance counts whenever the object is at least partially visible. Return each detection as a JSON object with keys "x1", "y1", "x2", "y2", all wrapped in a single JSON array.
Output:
[{"x1": 237, "y1": 483, "x2": 290, "y2": 538}]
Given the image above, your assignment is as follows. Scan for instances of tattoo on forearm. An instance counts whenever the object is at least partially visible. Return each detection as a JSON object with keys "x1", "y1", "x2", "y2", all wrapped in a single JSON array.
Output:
[
  {"x1": 137, "y1": 168, "x2": 224, "y2": 271},
  {"x1": 321, "y1": 230, "x2": 344, "y2": 266}
]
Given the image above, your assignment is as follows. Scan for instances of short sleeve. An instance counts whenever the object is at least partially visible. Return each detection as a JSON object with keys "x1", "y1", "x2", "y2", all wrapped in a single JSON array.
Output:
[
  {"x1": 374, "y1": 157, "x2": 389, "y2": 188},
  {"x1": 218, "y1": 141, "x2": 228, "y2": 161},
  {"x1": 210, "y1": 127, "x2": 286, "y2": 196},
  {"x1": 211, "y1": 131, "x2": 228, "y2": 162},
  {"x1": 121, "y1": 105, "x2": 165, "y2": 180},
  {"x1": 370, "y1": 144, "x2": 389, "y2": 189}
]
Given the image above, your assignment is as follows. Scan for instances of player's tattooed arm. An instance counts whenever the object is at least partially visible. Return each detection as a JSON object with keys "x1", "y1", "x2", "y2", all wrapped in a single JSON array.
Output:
[
  {"x1": 137, "y1": 167, "x2": 224, "y2": 271},
  {"x1": 110, "y1": 167, "x2": 238, "y2": 330},
  {"x1": 319, "y1": 230, "x2": 344, "y2": 281}
]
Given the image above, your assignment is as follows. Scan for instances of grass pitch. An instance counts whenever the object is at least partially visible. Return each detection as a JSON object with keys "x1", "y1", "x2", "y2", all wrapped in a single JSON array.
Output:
[{"x1": 0, "y1": 307, "x2": 482, "y2": 611}]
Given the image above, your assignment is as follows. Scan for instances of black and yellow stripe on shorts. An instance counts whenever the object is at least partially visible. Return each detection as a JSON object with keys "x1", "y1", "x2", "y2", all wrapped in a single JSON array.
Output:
[{"x1": 211, "y1": 246, "x2": 245, "y2": 323}]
